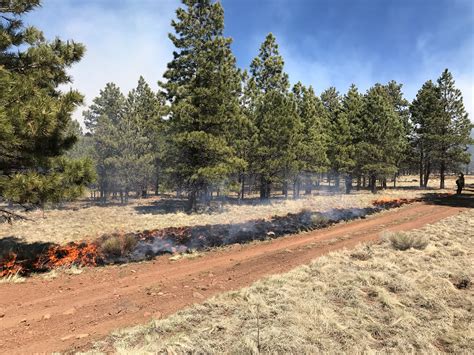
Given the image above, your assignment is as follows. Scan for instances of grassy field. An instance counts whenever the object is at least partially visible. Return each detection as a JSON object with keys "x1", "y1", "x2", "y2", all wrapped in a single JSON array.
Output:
[
  {"x1": 0, "y1": 175, "x2": 470, "y2": 245},
  {"x1": 94, "y1": 209, "x2": 474, "y2": 354}
]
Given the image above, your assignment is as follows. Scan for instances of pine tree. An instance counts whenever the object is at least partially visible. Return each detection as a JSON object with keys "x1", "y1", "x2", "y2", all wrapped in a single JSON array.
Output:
[
  {"x1": 436, "y1": 69, "x2": 472, "y2": 188},
  {"x1": 87, "y1": 83, "x2": 126, "y2": 200},
  {"x1": 321, "y1": 87, "x2": 352, "y2": 190},
  {"x1": 358, "y1": 85, "x2": 405, "y2": 193},
  {"x1": 340, "y1": 84, "x2": 364, "y2": 192},
  {"x1": 0, "y1": 1, "x2": 95, "y2": 215},
  {"x1": 410, "y1": 80, "x2": 443, "y2": 187},
  {"x1": 125, "y1": 76, "x2": 166, "y2": 196},
  {"x1": 83, "y1": 83, "x2": 125, "y2": 132},
  {"x1": 92, "y1": 114, "x2": 118, "y2": 201},
  {"x1": 292, "y1": 82, "x2": 328, "y2": 196},
  {"x1": 250, "y1": 33, "x2": 289, "y2": 94},
  {"x1": 236, "y1": 70, "x2": 258, "y2": 200},
  {"x1": 249, "y1": 33, "x2": 301, "y2": 199},
  {"x1": 109, "y1": 111, "x2": 154, "y2": 202},
  {"x1": 411, "y1": 71, "x2": 472, "y2": 189},
  {"x1": 383, "y1": 81, "x2": 411, "y2": 186},
  {"x1": 160, "y1": 0, "x2": 245, "y2": 210}
]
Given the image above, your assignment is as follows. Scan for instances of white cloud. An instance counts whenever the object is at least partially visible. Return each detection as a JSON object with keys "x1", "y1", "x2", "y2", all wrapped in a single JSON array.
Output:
[
  {"x1": 28, "y1": 0, "x2": 472, "y2": 123},
  {"x1": 406, "y1": 37, "x2": 473, "y2": 120},
  {"x1": 279, "y1": 31, "x2": 472, "y2": 121},
  {"x1": 29, "y1": 0, "x2": 180, "y2": 126}
]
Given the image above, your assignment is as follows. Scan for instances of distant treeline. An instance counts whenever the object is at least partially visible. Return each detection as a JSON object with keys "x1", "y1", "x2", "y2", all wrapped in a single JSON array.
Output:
[{"x1": 1, "y1": 0, "x2": 472, "y2": 213}]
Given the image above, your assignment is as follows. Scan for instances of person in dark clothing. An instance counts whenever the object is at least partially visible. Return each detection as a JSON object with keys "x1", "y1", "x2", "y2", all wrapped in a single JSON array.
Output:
[{"x1": 455, "y1": 173, "x2": 465, "y2": 195}]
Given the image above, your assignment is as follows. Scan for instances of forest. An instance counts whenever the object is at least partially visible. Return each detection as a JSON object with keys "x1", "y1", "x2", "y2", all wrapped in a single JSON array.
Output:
[{"x1": 1, "y1": 0, "x2": 472, "y2": 212}]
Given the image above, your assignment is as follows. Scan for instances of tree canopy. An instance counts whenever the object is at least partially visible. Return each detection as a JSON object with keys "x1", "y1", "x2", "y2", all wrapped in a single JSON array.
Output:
[{"x1": 0, "y1": 0, "x2": 95, "y2": 214}]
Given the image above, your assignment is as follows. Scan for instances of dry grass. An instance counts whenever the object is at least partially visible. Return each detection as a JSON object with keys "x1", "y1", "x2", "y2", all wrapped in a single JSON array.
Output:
[
  {"x1": 94, "y1": 209, "x2": 474, "y2": 354},
  {"x1": 2, "y1": 174, "x2": 468, "y2": 245},
  {"x1": 40, "y1": 265, "x2": 84, "y2": 280},
  {"x1": 0, "y1": 272, "x2": 26, "y2": 284}
]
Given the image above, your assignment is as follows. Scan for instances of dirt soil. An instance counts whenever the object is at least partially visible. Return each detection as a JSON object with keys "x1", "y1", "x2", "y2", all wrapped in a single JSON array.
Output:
[{"x1": 0, "y1": 198, "x2": 471, "y2": 354}]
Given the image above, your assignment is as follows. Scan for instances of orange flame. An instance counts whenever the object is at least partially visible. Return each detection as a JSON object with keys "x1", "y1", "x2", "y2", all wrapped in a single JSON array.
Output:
[
  {"x1": 36, "y1": 242, "x2": 100, "y2": 269},
  {"x1": 1, "y1": 242, "x2": 101, "y2": 278},
  {"x1": 372, "y1": 197, "x2": 418, "y2": 207},
  {"x1": 0, "y1": 253, "x2": 24, "y2": 277}
]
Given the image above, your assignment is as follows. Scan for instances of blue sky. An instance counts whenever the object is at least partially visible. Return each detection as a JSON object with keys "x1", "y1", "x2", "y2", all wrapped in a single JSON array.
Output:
[{"x1": 25, "y1": 0, "x2": 473, "y2": 123}]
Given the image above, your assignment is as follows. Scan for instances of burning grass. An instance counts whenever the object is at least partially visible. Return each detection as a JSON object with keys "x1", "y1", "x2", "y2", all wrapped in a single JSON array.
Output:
[
  {"x1": 95, "y1": 209, "x2": 474, "y2": 353},
  {"x1": 0, "y1": 199, "x2": 416, "y2": 278},
  {"x1": 0, "y1": 241, "x2": 101, "y2": 278}
]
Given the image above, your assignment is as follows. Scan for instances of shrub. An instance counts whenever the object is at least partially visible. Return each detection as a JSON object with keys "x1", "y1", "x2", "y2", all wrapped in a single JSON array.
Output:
[
  {"x1": 311, "y1": 214, "x2": 330, "y2": 226},
  {"x1": 388, "y1": 232, "x2": 428, "y2": 251},
  {"x1": 451, "y1": 274, "x2": 471, "y2": 290},
  {"x1": 100, "y1": 234, "x2": 138, "y2": 257}
]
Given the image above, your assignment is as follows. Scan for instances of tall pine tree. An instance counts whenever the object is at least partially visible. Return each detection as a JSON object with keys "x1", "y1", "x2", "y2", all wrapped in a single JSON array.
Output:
[
  {"x1": 436, "y1": 69, "x2": 472, "y2": 188},
  {"x1": 292, "y1": 82, "x2": 328, "y2": 196},
  {"x1": 321, "y1": 87, "x2": 352, "y2": 190},
  {"x1": 411, "y1": 71, "x2": 472, "y2": 189},
  {"x1": 125, "y1": 76, "x2": 165, "y2": 196},
  {"x1": 340, "y1": 84, "x2": 364, "y2": 192},
  {"x1": 383, "y1": 80, "x2": 411, "y2": 186},
  {"x1": 160, "y1": 0, "x2": 245, "y2": 210},
  {"x1": 249, "y1": 33, "x2": 300, "y2": 199},
  {"x1": 358, "y1": 85, "x2": 405, "y2": 193},
  {"x1": 410, "y1": 80, "x2": 443, "y2": 187}
]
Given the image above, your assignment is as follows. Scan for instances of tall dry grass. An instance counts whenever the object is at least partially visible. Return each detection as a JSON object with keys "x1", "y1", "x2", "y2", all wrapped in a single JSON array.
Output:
[
  {"x1": 94, "y1": 209, "x2": 474, "y2": 354},
  {"x1": 0, "y1": 183, "x2": 461, "y2": 245}
]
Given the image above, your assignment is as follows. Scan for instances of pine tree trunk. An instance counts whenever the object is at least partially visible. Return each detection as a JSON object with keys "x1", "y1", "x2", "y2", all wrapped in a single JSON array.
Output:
[
  {"x1": 154, "y1": 177, "x2": 159, "y2": 196},
  {"x1": 382, "y1": 178, "x2": 387, "y2": 189},
  {"x1": 356, "y1": 175, "x2": 361, "y2": 190},
  {"x1": 362, "y1": 176, "x2": 366, "y2": 188},
  {"x1": 423, "y1": 161, "x2": 431, "y2": 188},
  {"x1": 304, "y1": 173, "x2": 312, "y2": 195},
  {"x1": 240, "y1": 174, "x2": 245, "y2": 200},
  {"x1": 206, "y1": 187, "x2": 212, "y2": 207},
  {"x1": 440, "y1": 162, "x2": 446, "y2": 189},
  {"x1": 370, "y1": 174, "x2": 377, "y2": 194},
  {"x1": 293, "y1": 177, "x2": 300, "y2": 199},
  {"x1": 260, "y1": 176, "x2": 271, "y2": 200},
  {"x1": 260, "y1": 176, "x2": 266, "y2": 199},
  {"x1": 345, "y1": 175, "x2": 352, "y2": 194},
  {"x1": 419, "y1": 148, "x2": 424, "y2": 188},
  {"x1": 187, "y1": 189, "x2": 197, "y2": 212},
  {"x1": 393, "y1": 173, "x2": 397, "y2": 188},
  {"x1": 282, "y1": 180, "x2": 288, "y2": 198},
  {"x1": 335, "y1": 173, "x2": 340, "y2": 191}
]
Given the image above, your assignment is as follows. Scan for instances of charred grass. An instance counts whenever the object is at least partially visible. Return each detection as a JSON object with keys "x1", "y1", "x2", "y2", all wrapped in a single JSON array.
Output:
[{"x1": 95, "y1": 209, "x2": 474, "y2": 354}]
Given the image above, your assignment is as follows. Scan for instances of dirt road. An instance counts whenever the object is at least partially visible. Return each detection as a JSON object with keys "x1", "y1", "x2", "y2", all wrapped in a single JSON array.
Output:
[{"x1": 0, "y1": 199, "x2": 470, "y2": 354}]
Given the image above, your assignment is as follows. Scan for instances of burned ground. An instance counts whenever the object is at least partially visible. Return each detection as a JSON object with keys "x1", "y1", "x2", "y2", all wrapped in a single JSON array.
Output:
[{"x1": 1, "y1": 198, "x2": 418, "y2": 277}]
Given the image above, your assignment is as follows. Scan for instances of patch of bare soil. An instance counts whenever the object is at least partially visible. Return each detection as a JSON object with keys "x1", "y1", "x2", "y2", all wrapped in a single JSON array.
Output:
[{"x1": 0, "y1": 199, "x2": 470, "y2": 354}]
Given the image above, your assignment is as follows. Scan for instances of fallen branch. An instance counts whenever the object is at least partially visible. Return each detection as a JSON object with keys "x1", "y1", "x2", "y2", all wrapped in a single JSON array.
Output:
[{"x1": 0, "y1": 209, "x2": 33, "y2": 224}]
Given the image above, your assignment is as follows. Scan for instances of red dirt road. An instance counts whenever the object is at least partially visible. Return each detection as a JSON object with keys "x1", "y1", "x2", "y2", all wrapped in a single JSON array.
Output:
[{"x1": 0, "y1": 201, "x2": 469, "y2": 354}]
